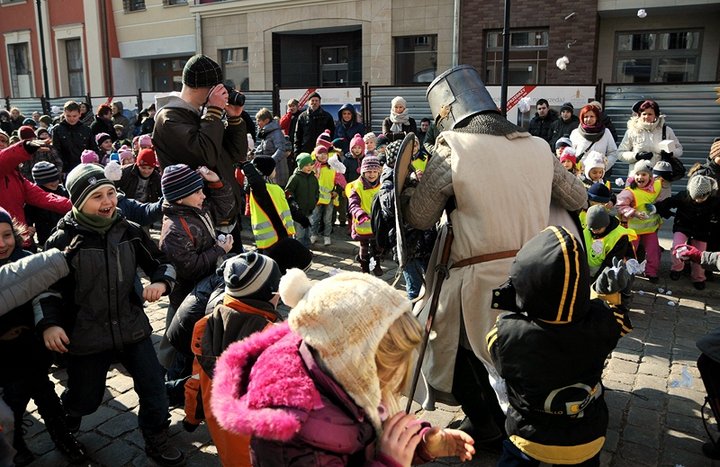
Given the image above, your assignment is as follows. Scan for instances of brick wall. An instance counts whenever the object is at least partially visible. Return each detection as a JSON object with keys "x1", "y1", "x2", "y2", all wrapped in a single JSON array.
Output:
[{"x1": 460, "y1": 0, "x2": 598, "y2": 84}]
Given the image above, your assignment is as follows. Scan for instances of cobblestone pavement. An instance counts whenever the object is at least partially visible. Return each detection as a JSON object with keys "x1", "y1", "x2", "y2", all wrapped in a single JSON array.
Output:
[{"x1": 21, "y1": 224, "x2": 720, "y2": 466}]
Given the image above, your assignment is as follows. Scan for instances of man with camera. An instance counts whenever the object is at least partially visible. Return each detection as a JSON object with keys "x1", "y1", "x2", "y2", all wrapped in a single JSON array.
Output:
[{"x1": 153, "y1": 54, "x2": 248, "y2": 236}]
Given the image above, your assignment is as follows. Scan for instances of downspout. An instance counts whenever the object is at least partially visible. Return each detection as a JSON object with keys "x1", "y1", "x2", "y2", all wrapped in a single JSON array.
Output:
[
  {"x1": 99, "y1": 0, "x2": 112, "y2": 94},
  {"x1": 35, "y1": 0, "x2": 50, "y2": 98},
  {"x1": 452, "y1": 0, "x2": 460, "y2": 66},
  {"x1": 195, "y1": 12, "x2": 202, "y2": 53}
]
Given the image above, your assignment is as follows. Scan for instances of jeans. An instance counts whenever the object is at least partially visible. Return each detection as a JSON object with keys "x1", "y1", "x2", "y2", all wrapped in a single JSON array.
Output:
[
  {"x1": 62, "y1": 337, "x2": 169, "y2": 432},
  {"x1": 498, "y1": 439, "x2": 600, "y2": 467},
  {"x1": 671, "y1": 232, "x2": 706, "y2": 282},
  {"x1": 311, "y1": 204, "x2": 334, "y2": 237},
  {"x1": 295, "y1": 223, "x2": 311, "y2": 247},
  {"x1": 403, "y1": 258, "x2": 427, "y2": 300}
]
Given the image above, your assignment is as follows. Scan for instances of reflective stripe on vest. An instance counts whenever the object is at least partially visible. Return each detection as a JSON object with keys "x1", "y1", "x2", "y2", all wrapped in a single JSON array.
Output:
[
  {"x1": 349, "y1": 178, "x2": 380, "y2": 235},
  {"x1": 627, "y1": 179, "x2": 662, "y2": 235},
  {"x1": 317, "y1": 166, "x2": 335, "y2": 205},
  {"x1": 583, "y1": 225, "x2": 638, "y2": 276},
  {"x1": 250, "y1": 183, "x2": 296, "y2": 249}
]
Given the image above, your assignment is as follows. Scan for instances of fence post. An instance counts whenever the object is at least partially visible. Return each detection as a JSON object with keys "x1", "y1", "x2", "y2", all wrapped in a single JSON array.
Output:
[
  {"x1": 596, "y1": 79, "x2": 603, "y2": 105},
  {"x1": 272, "y1": 84, "x2": 280, "y2": 117},
  {"x1": 362, "y1": 81, "x2": 370, "y2": 133},
  {"x1": 41, "y1": 96, "x2": 50, "y2": 115},
  {"x1": 4, "y1": 97, "x2": 9, "y2": 111}
]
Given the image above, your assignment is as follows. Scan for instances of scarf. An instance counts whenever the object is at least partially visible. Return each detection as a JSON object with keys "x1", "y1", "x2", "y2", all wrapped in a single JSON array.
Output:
[
  {"x1": 578, "y1": 123, "x2": 606, "y2": 143},
  {"x1": 73, "y1": 207, "x2": 118, "y2": 234},
  {"x1": 390, "y1": 109, "x2": 409, "y2": 133}
]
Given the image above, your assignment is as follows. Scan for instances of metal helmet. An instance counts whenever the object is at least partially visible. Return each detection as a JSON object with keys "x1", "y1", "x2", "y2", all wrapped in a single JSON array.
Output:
[{"x1": 426, "y1": 65, "x2": 498, "y2": 131}]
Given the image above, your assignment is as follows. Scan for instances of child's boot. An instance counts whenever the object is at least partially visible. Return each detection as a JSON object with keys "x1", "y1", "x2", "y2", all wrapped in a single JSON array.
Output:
[
  {"x1": 357, "y1": 255, "x2": 370, "y2": 274},
  {"x1": 45, "y1": 415, "x2": 87, "y2": 463},
  {"x1": 371, "y1": 257, "x2": 383, "y2": 277},
  {"x1": 142, "y1": 426, "x2": 186, "y2": 466}
]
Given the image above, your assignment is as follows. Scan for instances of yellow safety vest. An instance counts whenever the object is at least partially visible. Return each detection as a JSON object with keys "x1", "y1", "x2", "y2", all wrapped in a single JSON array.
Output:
[
  {"x1": 250, "y1": 183, "x2": 296, "y2": 249},
  {"x1": 583, "y1": 225, "x2": 638, "y2": 276},
  {"x1": 348, "y1": 178, "x2": 380, "y2": 236},
  {"x1": 317, "y1": 165, "x2": 336, "y2": 206},
  {"x1": 627, "y1": 179, "x2": 662, "y2": 235},
  {"x1": 411, "y1": 157, "x2": 427, "y2": 173}
]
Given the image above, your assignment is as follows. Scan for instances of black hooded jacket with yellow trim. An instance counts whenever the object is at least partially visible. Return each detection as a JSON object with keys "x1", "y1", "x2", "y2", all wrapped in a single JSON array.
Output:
[{"x1": 487, "y1": 226, "x2": 632, "y2": 465}]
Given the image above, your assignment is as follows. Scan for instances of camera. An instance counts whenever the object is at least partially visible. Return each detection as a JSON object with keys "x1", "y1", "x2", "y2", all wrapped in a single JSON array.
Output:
[{"x1": 224, "y1": 84, "x2": 245, "y2": 107}]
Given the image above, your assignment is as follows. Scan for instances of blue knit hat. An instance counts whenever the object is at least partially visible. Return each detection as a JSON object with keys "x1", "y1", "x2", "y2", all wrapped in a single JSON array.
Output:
[{"x1": 161, "y1": 164, "x2": 204, "y2": 203}]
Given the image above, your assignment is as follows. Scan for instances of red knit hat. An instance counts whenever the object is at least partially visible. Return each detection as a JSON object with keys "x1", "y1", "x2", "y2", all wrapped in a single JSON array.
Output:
[
  {"x1": 136, "y1": 148, "x2": 157, "y2": 167},
  {"x1": 19, "y1": 125, "x2": 36, "y2": 141},
  {"x1": 316, "y1": 130, "x2": 333, "y2": 150}
]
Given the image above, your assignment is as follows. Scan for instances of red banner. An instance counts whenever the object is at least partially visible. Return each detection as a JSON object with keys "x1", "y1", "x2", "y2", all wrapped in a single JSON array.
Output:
[
  {"x1": 298, "y1": 88, "x2": 318, "y2": 108},
  {"x1": 506, "y1": 85, "x2": 536, "y2": 111}
]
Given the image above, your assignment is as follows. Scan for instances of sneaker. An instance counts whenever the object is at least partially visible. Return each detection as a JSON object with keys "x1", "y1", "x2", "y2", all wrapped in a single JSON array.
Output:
[
  {"x1": 310, "y1": 235, "x2": 318, "y2": 245},
  {"x1": 694, "y1": 281, "x2": 706, "y2": 290},
  {"x1": 669, "y1": 271, "x2": 682, "y2": 280},
  {"x1": 323, "y1": 236, "x2": 331, "y2": 246},
  {"x1": 143, "y1": 428, "x2": 186, "y2": 467},
  {"x1": 49, "y1": 427, "x2": 87, "y2": 463}
]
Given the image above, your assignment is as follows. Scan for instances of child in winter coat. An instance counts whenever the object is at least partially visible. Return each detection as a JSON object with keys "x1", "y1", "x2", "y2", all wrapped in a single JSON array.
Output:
[
  {"x1": 616, "y1": 160, "x2": 663, "y2": 282},
  {"x1": 0, "y1": 208, "x2": 85, "y2": 466},
  {"x1": 24, "y1": 161, "x2": 70, "y2": 246},
  {"x1": 489, "y1": 226, "x2": 633, "y2": 466},
  {"x1": 656, "y1": 175, "x2": 719, "y2": 290},
  {"x1": 340, "y1": 134, "x2": 366, "y2": 227},
  {"x1": 310, "y1": 145, "x2": 346, "y2": 246},
  {"x1": 651, "y1": 160, "x2": 675, "y2": 202},
  {"x1": 211, "y1": 269, "x2": 475, "y2": 467},
  {"x1": 116, "y1": 148, "x2": 162, "y2": 203},
  {"x1": 364, "y1": 132, "x2": 378, "y2": 157},
  {"x1": 96, "y1": 133, "x2": 114, "y2": 165},
  {"x1": 692, "y1": 138, "x2": 720, "y2": 252},
  {"x1": 348, "y1": 155, "x2": 383, "y2": 275},
  {"x1": 559, "y1": 148, "x2": 578, "y2": 175},
  {"x1": 159, "y1": 164, "x2": 236, "y2": 313},
  {"x1": 36, "y1": 164, "x2": 185, "y2": 466},
  {"x1": 584, "y1": 205, "x2": 637, "y2": 281},
  {"x1": 184, "y1": 252, "x2": 283, "y2": 467},
  {"x1": 285, "y1": 153, "x2": 319, "y2": 247}
]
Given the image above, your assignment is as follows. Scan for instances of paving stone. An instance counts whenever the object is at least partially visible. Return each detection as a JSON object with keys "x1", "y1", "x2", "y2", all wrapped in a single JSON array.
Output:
[
  {"x1": 666, "y1": 411, "x2": 710, "y2": 438},
  {"x1": 77, "y1": 430, "x2": 113, "y2": 455},
  {"x1": 622, "y1": 423, "x2": 661, "y2": 449},
  {"x1": 616, "y1": 440, "x2": 659, "y2": 465},
  {"x1": 634, "y1": 374, "x2": 668, "y2": 392},
  {"x1": 626, "y1": 406, "x2": 662, "y2": 427},
  {"x1": 93, "y1": 438, "x2": 144, "y2": 466},
  {"x1": 97, "y1": 411, "x2": 139, "y2": 437},
  {"x1": 81, "y1": 406, "x2": 124, "y2": 432},
  {"x1": 107, "y1": 389, "x2": 140, "y2": 412}
]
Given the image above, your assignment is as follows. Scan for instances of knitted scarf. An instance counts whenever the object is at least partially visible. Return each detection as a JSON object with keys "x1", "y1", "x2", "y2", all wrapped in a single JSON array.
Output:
[
  {"x1": 73, "y1": 207, "x2": 118, "y2": 234},
  {"x1": 578, "y1": 123, "x2": 606, "y2": 143},
  {"x1": 390, "y1": 109, "x2": 409, "y2": 133}
]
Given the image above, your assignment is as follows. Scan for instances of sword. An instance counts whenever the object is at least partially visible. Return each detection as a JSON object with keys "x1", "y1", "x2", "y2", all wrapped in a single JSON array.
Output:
[{"x1": 405, "y1": 222, "x2": 454, "y2": 413}]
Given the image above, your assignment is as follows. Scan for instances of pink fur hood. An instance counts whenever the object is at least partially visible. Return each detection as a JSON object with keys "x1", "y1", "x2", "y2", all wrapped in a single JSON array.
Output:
[{"x1": 211, "y1": 322, "x2": 323, "y2": 441}]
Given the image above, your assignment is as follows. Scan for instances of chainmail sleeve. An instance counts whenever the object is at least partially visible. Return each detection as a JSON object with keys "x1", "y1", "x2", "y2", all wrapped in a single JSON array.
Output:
[
  {"x1": 551, "y1": 156, "x2": 587, "y2": 211},
  {"x1": 402, "y1": 138, "x2": 454, "y2": 230}
]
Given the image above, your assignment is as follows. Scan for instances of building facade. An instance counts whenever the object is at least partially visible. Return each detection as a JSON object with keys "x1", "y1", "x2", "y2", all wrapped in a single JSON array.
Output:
[{"x1": 0, "y1": 0, "x2": 718, "y2": 99}]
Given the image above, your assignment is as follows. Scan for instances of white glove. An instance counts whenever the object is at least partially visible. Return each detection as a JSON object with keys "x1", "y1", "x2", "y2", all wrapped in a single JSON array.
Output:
[
  {"x1": 328, "y1": 155, "x2": 346, "y2": 174},
  {"x1": 104, "y1": 161, "x2": 122, "y2": 181}
]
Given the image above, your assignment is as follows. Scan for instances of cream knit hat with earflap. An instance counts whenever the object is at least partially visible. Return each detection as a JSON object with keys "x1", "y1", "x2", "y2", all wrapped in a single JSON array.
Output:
[{"x1": 280, "y1": 269, "x2": 411, "y2": 433}]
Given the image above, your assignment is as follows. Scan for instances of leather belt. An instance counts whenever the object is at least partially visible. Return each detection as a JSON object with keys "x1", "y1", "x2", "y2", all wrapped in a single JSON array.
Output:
[{"x1": 450, "y1": 249, "x2": 519, "y2": 269}]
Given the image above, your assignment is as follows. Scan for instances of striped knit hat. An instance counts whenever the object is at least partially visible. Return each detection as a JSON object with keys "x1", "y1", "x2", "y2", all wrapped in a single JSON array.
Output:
[
  {"x1": 66, "y1": 163, "x2": 114, "y2": 209},
  {"x1": 161, "y1": 164, "x2": 204, "y2": 202},
  {"x1": 32, "y1": 161, "x2": 60, "y2": 185},
  {"x1": 221, "y1": 252, "x2": 281, "y2": 302},
  {"x1": 360, "y1": 155, "x2": 381, "y2": 173},
  {"x1": 315, "y1": 130, "x2": 333, "y2": 150}
]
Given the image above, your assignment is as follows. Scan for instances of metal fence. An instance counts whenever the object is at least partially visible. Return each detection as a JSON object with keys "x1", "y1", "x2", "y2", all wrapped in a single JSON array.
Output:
[{"x1": 603, "y1": 82, "x2": 720, "y2": 193}]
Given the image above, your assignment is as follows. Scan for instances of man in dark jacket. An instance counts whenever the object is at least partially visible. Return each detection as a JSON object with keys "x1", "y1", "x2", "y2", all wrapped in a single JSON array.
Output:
[
  {"x1": 52, "y1": 101, "x2": 96, "y2": 174},
  {"x1": 294, "y1": 92, "x2": 335, "y2": 156},
  {"x1": 528, "y1": 98, "x2": 558, "y2": 148},
  {"x1": 153, "y1": 54, "x2": 247, "y2": 246},
  {"x1": 549, "y1": 102, "x2": 580, "y2": 149},
  {"x1": 90, "y1": 104, "x2": 118, "y2": 142}
]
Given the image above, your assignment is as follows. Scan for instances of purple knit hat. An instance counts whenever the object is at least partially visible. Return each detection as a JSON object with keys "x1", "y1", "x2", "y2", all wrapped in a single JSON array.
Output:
[{"x1": 360, "y1": 155, "x2": 381, "y2": 173}]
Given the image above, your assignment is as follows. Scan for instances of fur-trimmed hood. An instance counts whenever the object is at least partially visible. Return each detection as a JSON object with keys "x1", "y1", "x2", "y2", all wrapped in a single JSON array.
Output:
[{"x1": 211, "y1": 322, "x2": 321, "y2": 441}]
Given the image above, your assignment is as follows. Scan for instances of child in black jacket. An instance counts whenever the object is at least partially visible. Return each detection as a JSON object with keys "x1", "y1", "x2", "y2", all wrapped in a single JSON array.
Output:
[
  {"x1": 656, "y1": 174, "x2": 719, "y2": 290},
  {"x1": 25, "y1": 161, "x2": 69, "y2": 246}
]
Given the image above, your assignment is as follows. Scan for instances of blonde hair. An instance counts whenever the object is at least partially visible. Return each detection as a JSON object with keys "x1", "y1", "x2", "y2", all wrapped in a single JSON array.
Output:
[{"x1": 375, "y1": 312, "x2": 423, "y2": 416}]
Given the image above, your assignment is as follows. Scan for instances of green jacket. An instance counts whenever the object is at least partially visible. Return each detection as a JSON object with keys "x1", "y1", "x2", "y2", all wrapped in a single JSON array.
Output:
[{"x1": 285, "y1": 169, "x2": 319, "y2": 217}]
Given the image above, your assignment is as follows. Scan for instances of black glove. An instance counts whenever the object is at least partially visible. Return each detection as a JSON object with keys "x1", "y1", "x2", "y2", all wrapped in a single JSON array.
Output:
[
  {"x1": 63, "y1": 235, "x2": 84, "y2": 265},
  {"x1": 660, "y1": 150, "x2": 673, "y2": 161},
  {"x1": 23, "y1": 140, "x2": 42, "y2": 154},
  {"x1": 635, "y1": 151, "x2": 654, "y2": 161},
  {"x1": 594, "y1": 257, "x2": 633, "y2": 295}
]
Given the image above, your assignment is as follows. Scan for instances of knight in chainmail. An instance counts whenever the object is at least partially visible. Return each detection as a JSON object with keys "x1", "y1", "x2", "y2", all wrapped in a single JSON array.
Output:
[{"x1": 400, "y1": 65, "x2": 587, "y2": 447}]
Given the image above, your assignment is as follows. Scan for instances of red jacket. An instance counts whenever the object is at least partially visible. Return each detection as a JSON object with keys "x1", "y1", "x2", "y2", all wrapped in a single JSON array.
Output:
[{"x1": 0, "y1": 142, "x2": 72, "y2": 242}]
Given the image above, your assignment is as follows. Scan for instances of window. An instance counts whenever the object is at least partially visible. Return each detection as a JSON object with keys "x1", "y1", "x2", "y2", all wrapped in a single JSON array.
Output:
[
  {"x1": 163, "y1": 0, "x2": 187, "y2": 5},
  {"x1": 0, "y1": 0, "x2": 25, "y2": 4},
  {"x1": 151, "y1": 57, "x2": 189, "y2": 92},
  {"x1": 485, "y1": 29, "x2": 548, "y2": 85},
  {"x1": 123, "y1": 0, "x2": 145, "y2": 12},
  {"x1": 614, "y1": 30, "x2": 701, "y2": 83},
  {"x1": 221, "y1": 48, "x2": 249, "y2": 91},
  {"x1": 66, "y1": 39, "x2": 84, "y2": 96},
  {"x1": 394, "y1": 35, "x2": 437, "y2": 85},
  {"x1": 320, "y1": 46, "x2": 348, "y2": 86},
  {"x1": 7, "y1": 42, "x2": 32, "y2": 97}
]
